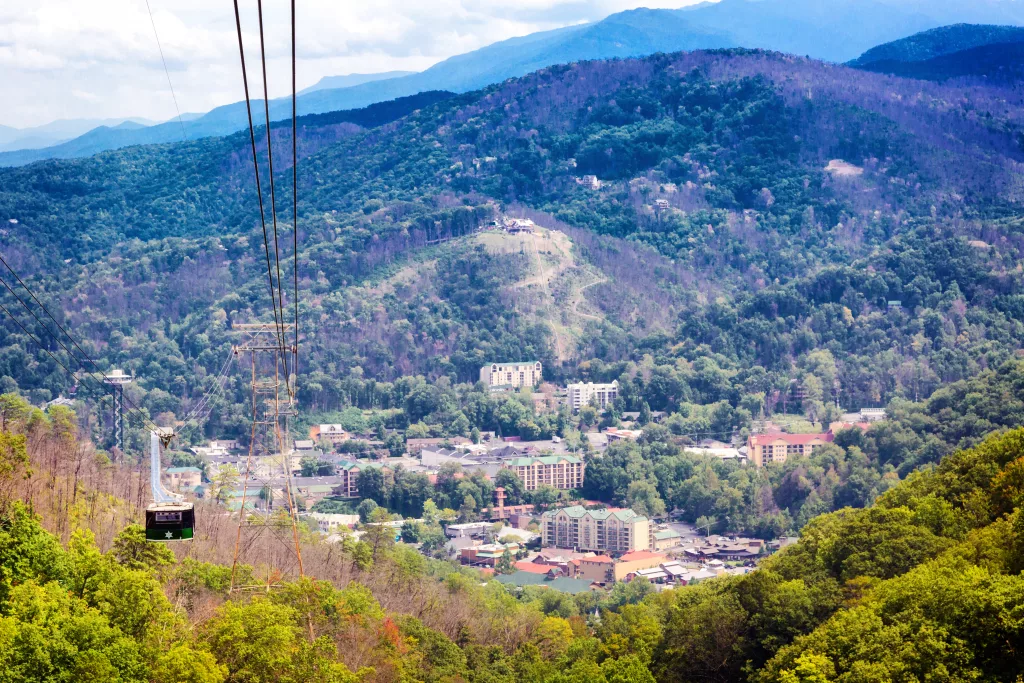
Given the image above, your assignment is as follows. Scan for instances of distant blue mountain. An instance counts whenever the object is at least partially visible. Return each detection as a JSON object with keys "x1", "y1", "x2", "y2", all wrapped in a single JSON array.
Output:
[
  {"x1": 849, "y1": 24, "x2": 1024, "y2": 82},
  {"x1": 0, "y1": 117, "x2": 156, "y2": 153},
  {"x1": 298, "y1": 71, "x2": 415, "y2": 95},
  {"x1": 849, "y1": 23, "x2": 1024, "y2": 66},
  {"x1": 5, "y1": 0, "x2": 1024, "y2": 166}
]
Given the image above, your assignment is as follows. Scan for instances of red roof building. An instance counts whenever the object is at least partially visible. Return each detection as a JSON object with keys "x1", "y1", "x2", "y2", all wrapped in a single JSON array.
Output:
[{"x1": 514, "y1": 561, "x2": 557, "y2": 575}]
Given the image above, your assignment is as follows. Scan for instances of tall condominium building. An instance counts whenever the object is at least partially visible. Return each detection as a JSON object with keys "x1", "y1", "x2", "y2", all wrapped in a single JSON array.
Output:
[
  {"x1": 542, "y1": 505, "x2": 651, "y2": 553},
  {"x1": 567, "y1": 380, "x2": 619, "y2": 411},
  {"x1": 747, "y1": 432, "x2": 834, "y2": 467},
  {"x1": 480, "y1": 361, "x2": 542, "y2": 390},
  {"x1": 506, "y1": 455, "x2": 585, "y2": 491},
  {"x1": 330, "y1": 461, "x2": 383, "y2": 498}
]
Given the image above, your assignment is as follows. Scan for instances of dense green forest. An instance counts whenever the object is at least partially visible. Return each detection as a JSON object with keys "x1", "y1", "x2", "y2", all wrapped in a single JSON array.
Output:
[
  {"x1": 0, "y1": 48, "x2": 1023, "y2": 551},
  {"x1": 2, "y1": 394, "x2": 1023, "y2": 682},
  {"x1": 2, "y1": 50, "x2": 1023, "y2": 452}
]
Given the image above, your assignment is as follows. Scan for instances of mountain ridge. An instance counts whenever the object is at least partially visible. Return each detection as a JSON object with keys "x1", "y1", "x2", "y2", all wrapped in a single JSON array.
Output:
[{"x1": 6, "y1": 0, "x2": 1024, "y2": 167}]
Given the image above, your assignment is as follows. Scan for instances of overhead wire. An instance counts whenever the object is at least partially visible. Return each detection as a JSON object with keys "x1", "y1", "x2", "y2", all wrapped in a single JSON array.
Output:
[
  {"x1": 179, "y1": 349, "x2": 236, "y2": 424},
  {"x1": 291, "y1": 0, "x2": 299, "y2": 387},
  {"x1": 0, "y1": 267, "x2": 162, "y2": 434},
  {"x1": 231, "y1": 0, "x2": 288, "y2": 364},
  {"x1": 144, "y1": 0, "x2": 188, "y2": 142},
  {"x1": 254, "y1": 0, "x2": 291, "y2": 389}
]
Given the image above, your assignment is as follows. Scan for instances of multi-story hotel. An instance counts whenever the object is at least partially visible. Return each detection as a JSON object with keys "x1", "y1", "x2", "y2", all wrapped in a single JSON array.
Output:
[
  {"x1": 480, "y1": 361, "x2": 542, "y2": 390},
  {"x1": 542, "y1": 505, "x2": 651, "y2": 553},
  {"x1": 506, "y1": 455, "x2": 584, "y2": 491},
  {"x1": 331, "y1": 461, "x2": 382, "y2": 498},
  {"x1": 747, "y1": 432, "x2": 834, "y2": 467},
  {"x1": 567, "y1": 381, "x2": 618, "y2": 411}
]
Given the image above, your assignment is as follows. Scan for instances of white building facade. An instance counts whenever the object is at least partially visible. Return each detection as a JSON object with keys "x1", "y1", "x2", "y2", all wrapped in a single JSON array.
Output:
[
  {"x1": 480, "y1": 362, "x2": 542, "y2": 390},
  {"x1": 567, "y1": 381, "x2": 619, "y2": 411}
]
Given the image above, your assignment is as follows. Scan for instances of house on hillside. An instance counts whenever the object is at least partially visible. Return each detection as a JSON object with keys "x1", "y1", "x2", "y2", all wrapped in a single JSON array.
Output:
[
  {"x1": 310, "y1": 424, "x2": 349, "y2": 445},
  {"x1": 166, "y1": 467, "x2": 202, "y2": 491}
]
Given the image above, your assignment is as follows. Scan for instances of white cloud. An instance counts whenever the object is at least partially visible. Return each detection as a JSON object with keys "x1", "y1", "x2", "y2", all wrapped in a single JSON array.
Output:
[{"x1": 0, "y1": 0, "x2": 708, "y2": 128}]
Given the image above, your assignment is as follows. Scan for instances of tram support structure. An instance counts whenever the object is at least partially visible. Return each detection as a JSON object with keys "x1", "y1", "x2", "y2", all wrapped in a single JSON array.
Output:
[{"x1": 229, "y1": 322, "x2": 304, "y2": 592}]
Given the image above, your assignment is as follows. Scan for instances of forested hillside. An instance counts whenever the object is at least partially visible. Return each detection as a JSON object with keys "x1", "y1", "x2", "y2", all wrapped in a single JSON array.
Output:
[
  {"x1": 2, "y1": 394, "x2": 1023, "y2": 682},
  {"x1": 1, "y1": 49, "x2": 1024, "y2": 450}
]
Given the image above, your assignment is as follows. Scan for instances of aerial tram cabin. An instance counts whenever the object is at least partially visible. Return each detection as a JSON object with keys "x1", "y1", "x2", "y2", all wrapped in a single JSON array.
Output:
[
  {"x1": 145, "y1": 502, "x2": 195, "y2": 541},
  {"x1": 146, "y1": 429, "x2": 195, "y2": 542}
]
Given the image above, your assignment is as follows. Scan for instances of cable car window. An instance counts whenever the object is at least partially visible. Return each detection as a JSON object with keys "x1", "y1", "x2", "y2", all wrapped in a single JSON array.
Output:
[{"x1": 155, "y1": 511, "x2": 182, "y2": 523}]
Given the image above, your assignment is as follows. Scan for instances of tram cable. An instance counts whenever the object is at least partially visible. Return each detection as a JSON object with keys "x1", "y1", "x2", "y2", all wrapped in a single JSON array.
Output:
[
  {"x1": 254, "y1": 0, "x2": 291, "y2": 388},
  {"x1": 0, "y1": 268, "x2": 161, "y2": 434},
  {"x1": 291, "y1": 0, "x2": 299, "y2": 381},
  {"x1": 231, "y1": 0, "x2": 288, "y2": 363},
  {"x1": 144, "y1": 0, "x2": 188, "y2": 141}
]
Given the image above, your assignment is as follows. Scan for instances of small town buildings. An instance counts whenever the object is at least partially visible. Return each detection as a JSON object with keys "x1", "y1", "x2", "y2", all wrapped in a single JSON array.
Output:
[
  {"x1": 653, "y1": 528, "x2": 682, "y2": 551},
  {"x1": 480, "y1": 362, "x2": 543, "y2": 391},
  {"x1": 310, "y1": 424, "x2": 349, "y2": 444},
  {"x1": 461, "y1": 542, "x2": 520, "y2": 567},
  {"x1": 209, "y1": 439, "x2": 239, "y2": 450},
  {"x1": 567, "y1": 381, "x2": 619, "y2": 411},
  {"x1": 514, "y1": 560, "x2": 562, "y2": 576},
  {"x1": 406, "y1": 437, "x2": 471, "y2": 454},
  {"x1": 331, "y1": 461, "x2": 367, "y2": 498},
  {"x1": 683, "y1": 445, "x2": 745, "y2": 462},
  {"x1": 294, "y1": 440, "x2": 317, "y2": 452},
  {"x1": 421, "y1": 447, "x2": 507, "y2": 477},
  {"x1": 571, "y1": 555, "x2": 614, "y2": 583},
  {"x1": 612, "y1": 550, "x2": 667, "y2": 582},
  {"x1": 579, "y1": 175, "x2": 602, "y2": 190},
  {"x1": 542, "y1": 505, "x2": 652, "y2": 554},
  {"x1": 654, "y1": 198, "x2": 670, "y2": 210},
  {"x1": 166, "y1": 466, "x2": 202, "y2": 491},
  {"x1": 507, "y1": 455, "x2": 585, "y2": 491},
  {"x1": 828, "y1": 421, "x2": 871, "y2": 434},
  {"x1": 747, "y1": 432, "x2": 835, "y2": 467},
  {"x1": 494, "y1": 571, "x2": 596, "y2": 593},
  {"x1": 604, "y1": 427, "x2": 642, "y2": 441},
  {"x1": 859, "y1": 408, "x2": 886, "y2": 422},
  {"x1": 445, "y1": 522, "x2": 493, "y2": 539},
  {"x1": 309, "y1": 512, "x2": 360, "y2": 534}
]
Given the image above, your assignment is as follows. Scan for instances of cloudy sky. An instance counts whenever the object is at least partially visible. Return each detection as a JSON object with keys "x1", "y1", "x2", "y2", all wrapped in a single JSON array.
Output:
[{"x1": 0, "y1": 0, "x2": 707, "y2": 129}]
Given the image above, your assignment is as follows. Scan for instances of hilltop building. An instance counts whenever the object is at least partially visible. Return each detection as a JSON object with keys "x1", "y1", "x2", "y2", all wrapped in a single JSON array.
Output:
[
  {"x1": 567, "y1": 381, "x2": 618, "y2": 411},
  {"x1": 480, "y1": 362, "x2": 542, "y2": 391},
  {"x1": 747, "y1": 432, "x2": 834, "y2": 467},
  {"x1": 310, "y1": 424, "x2": 349, "y2": 444},
  {"x1": 542, "y1": 505, "x2": 651, "y2": 554}
]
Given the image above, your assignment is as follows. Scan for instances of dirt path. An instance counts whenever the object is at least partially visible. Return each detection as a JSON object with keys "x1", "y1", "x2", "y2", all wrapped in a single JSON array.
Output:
[{"x1": 572, "y1": 273, "x2": 608, "y2": 322}]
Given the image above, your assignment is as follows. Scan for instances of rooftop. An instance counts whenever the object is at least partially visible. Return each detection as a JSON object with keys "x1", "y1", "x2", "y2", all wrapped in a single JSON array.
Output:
[
  {"x1": 619, "y1": 551, "x2": 665, "y2": 563},
  {"x1": 513, "y1": 561, "x2": 557, "y2": 575},
  {"x1": 494, "y1": 572, "x2": 594, "y2": 593},
  {"x1": 749, "y1": 432, "x2": 835, "y2": 446},
  {"x1": 508, "y1": 455, "x2": 582, "y2": 467},
  {"x1": 542, "y1": 505, "x2": 647, "y2": 523},
  {"x1": 580, "y1": 555, "x2": 613, "y2": 564}
]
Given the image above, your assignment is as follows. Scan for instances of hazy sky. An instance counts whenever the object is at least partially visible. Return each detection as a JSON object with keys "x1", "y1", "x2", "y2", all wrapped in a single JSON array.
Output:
[{"x1": 0, "y1": 0, "x2": 708, "y2": 128}]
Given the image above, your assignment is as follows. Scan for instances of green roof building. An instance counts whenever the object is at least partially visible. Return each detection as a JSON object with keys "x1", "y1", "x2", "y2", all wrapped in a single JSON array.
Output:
[{"x1": 541, "y1": 505, "x2": 652, "y2": 554}]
